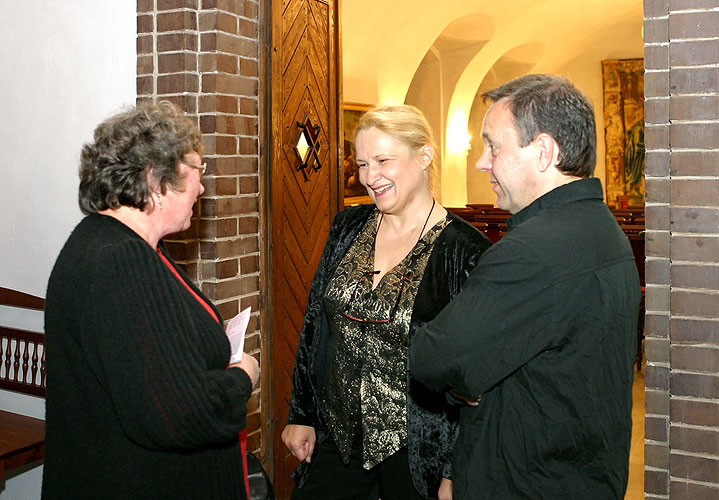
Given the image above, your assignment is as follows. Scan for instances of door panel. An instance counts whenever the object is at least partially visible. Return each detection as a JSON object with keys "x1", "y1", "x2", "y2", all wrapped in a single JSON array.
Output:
[{"x1": 269, "y1": 0, "x2": 340, "y2": 497}]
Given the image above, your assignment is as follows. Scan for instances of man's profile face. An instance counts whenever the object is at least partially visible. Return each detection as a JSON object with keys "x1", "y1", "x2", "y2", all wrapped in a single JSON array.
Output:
[{"x1": 475, "y1": 99, "x2": 539, "y2": 214}]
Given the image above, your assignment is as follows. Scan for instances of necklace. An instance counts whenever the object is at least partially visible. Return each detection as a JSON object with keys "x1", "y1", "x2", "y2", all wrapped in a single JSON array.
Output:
[
  {"x1": 376, "y1": 198, "x2": 436, "y2": 252},
  {"x1": 363, "y1": 199, "x2": 436, "y2": 294}
]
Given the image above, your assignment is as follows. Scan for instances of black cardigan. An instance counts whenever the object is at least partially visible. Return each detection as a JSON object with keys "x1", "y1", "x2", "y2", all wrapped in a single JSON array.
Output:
[
  {"x1": 43, "y1": 214, "x2": 253, "y2": 499},
  {"x1": 287, "y1": 204, "x2": 491, "y2": 498}
]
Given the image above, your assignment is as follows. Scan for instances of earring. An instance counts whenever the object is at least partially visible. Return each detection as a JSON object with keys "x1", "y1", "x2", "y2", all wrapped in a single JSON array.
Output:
[{"x1": 156, "y1": 193, "x2": 163, "y2": 210}]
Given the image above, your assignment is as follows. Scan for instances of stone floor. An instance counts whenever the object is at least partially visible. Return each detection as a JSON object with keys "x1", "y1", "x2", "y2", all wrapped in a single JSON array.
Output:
[{"x1": 625, "y1": 368, "x2": 645, "y2": 500}]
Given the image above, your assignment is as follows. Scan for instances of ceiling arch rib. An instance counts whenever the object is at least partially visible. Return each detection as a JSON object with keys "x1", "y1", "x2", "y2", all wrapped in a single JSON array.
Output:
[
  {"x1": 439, "y1": 0, "x2": 642, "y2": 206},
  {"x1": 404, "y1": 13, "x2": 494, "y2": 201}
]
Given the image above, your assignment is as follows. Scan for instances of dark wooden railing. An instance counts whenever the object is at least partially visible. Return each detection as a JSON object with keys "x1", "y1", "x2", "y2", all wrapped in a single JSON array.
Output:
[
  {"x1": 448, "y1": 204, "x2": 511, "y2": 243},
  {"x1": 1, "y1": 327, "x2": 46, "y2": 397},
  {"x1": 0, "y1": 287, "x2": 46, "y2": 481}
]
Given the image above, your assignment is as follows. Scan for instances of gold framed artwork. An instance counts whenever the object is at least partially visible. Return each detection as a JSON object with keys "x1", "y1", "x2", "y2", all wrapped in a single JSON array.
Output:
[
  {"x1": 601, "y1": 58, "x2": 645, "y2": 208},
  {"x1": 342, "y1": 102, "x2": 373, "y2": 205}
]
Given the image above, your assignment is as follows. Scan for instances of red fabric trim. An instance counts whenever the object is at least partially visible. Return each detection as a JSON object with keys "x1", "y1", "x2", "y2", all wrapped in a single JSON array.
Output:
[
  {"x1": 157, "y1": 248, "x2": 249, "y2": 496},
  {"x1": 239, "y1": 428, "x2": 250, "y2": 500},
  {"x1": 156, "y1": 248, "x2": 219, "y2": 323}
]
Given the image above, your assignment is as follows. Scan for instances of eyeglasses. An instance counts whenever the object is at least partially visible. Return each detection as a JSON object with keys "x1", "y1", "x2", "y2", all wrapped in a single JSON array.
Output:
[
  {"x1": 342, "y1": 271, "x2": 407, "y2": 324},
  {"x1": 181, "y1": 160, "x2": 207, "y2": 175}
]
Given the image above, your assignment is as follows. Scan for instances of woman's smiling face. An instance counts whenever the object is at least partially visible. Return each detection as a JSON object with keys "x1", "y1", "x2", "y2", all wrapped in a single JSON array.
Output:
[{"x1": 354, "y1": 127, "x2": 428, "y2": 215}]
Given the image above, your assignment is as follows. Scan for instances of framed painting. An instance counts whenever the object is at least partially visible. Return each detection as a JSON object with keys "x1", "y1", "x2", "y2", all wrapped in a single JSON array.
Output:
[
  {"x1": 601, "y1": 58, "x2": 645, "y2": 208},
  {"x1": 342, "y1": 102, "x2": 373, "y2": 205}
]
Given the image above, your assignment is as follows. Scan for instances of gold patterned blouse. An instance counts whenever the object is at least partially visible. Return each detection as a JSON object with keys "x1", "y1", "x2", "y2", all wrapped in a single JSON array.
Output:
[{"x1": 321, "y1": 209, "x2": 450, "y2": 469}]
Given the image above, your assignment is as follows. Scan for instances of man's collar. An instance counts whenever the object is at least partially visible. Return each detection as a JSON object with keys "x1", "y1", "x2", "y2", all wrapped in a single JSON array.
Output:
[{"x1": 507, "y1": 178, "x2": 604, "y2": 229}]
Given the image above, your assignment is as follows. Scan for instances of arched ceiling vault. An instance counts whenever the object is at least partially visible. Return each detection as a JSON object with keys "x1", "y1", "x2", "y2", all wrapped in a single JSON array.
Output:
[{"x1": 342, "y1": 0, "x2": 644, "y2": 205}]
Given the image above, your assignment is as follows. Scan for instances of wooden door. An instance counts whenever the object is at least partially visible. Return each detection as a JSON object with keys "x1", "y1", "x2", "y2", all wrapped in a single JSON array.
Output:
[{"x1": 269, "y1": 0, "x2": 340, "y2": 498}]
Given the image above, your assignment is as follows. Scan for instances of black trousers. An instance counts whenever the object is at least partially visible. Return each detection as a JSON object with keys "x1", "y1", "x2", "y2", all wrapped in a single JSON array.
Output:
[{"x1": 290, "y1": 437, "x2": 425, "y2": 500}]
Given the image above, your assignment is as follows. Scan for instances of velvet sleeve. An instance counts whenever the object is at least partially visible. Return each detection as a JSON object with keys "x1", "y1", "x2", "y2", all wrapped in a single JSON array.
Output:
[
  {"x1": 286, "y1": 205, "x2": 374, "y2": 427},
  {"x1": 407, "y1": 218, "x2": 491, "y2": 487},
  {"x1": 285, "y1": 239, "x2": 330, "y2": 426},
  {"x1": 82, "y1": 239, "x2": 253, "y2": 452},
  {"x1": 285, "y1": 213, "x2": 342, "y2": 426},
  {"x1": 411, "y1": 218, "x2": 491, "y2": 325}
]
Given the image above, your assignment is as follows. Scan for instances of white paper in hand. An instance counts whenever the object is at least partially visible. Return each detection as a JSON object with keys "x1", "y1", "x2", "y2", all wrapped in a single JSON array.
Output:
[{"x1": 227, "y1": 307, "x2": 251, "y2": 364}]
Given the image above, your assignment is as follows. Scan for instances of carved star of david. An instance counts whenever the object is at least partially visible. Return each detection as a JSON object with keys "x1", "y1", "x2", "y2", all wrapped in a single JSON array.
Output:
[{"x1": 293, "y1": 113, "x2": 322, "y2": 180}]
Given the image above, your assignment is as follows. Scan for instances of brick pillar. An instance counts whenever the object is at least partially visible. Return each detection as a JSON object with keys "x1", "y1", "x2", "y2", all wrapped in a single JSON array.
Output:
[
  {"x1": 136, "y1": 0, "x2": 264, "y2": 455},
  {"x1": 644, "y1": 1, "x2": 719, "y2": 498},
  {"x1": 643, "y1": 0, "x2": 671, "y2": 496}
]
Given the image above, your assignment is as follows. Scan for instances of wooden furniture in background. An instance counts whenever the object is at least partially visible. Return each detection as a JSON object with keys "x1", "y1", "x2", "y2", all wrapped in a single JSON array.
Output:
[
  {"x1": 0, "y1": 410, "x2": 45, "y2": 482},
  {"x1": 449, "y1": 205, "x2": 510, "y2": 243},
  {"x1": 0, "y1": 287, "x2": 46, "y2": 481},
  {"x1": 610, "y1": 209, "x2": 647, "y2": 370}
]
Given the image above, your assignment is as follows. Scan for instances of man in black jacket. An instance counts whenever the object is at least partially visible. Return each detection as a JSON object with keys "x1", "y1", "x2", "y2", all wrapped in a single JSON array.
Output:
[{"x1": 409, "y1": 74, "x2": 640, "y2": 499}]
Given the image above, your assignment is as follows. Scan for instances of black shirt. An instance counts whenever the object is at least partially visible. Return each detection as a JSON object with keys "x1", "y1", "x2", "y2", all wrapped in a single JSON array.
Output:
[{"x1": 410, "y1": 178, "x2": 640, "y2": 499}]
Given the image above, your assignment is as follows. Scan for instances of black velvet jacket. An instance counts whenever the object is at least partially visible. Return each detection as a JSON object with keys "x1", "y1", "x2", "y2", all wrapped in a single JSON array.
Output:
[{"x1": 287, "y1": 204, "x2": 491, "y2": 498}]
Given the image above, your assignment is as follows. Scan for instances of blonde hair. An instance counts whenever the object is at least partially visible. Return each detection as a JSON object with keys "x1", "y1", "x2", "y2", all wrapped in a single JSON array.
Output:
[{"x1": 351, "y1": 104, "x2": 436, "y2": 168}]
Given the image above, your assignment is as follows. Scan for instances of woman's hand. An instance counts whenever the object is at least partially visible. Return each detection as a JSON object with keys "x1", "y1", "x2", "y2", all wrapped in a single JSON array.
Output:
[
  {"x1": 281, "y1": 424, "x2": 316, "y2": 463},
  {"x1": 438, "y1": 478, "x2": 453, "y2": 500},
  {"x1": 230, "y1": 354, "x2": 259, "y2": 388}
]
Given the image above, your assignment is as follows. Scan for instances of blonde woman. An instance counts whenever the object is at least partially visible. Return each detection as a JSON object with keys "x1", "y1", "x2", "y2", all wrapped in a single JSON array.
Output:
[{"x1": 282, "y1": 105, "x2": 491, "y2": 500}]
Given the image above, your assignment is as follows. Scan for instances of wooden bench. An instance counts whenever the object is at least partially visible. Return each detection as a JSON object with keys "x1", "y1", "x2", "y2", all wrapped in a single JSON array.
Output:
[
  {"x1": 0, "y1": 287, "x2": 46, "y2": 482},
  {"x1": 448, "y1": 205, "x2": 510, "y2": 243}
]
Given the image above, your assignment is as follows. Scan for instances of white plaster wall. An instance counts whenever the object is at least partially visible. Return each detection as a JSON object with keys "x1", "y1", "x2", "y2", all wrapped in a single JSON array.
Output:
[
  {"x1": 0, "y1": 2, "x2": 135, "y2": 498},
  {"x1": 0, "y1": 1, "x2": 136, "y2": 298}
]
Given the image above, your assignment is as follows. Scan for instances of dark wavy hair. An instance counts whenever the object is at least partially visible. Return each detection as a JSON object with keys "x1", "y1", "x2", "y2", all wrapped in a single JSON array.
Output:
[
  {"x1": 482, "y1": 74, "x2": 596, "y2": 178},
  {"x1": 78, "y1": 101, "x2": 204, "y2": 214}
]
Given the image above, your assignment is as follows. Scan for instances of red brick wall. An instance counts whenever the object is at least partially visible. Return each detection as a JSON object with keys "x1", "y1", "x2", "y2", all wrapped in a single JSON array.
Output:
[
  {"x1": 136, "y1": 0, "x2": 264, "y2": 455},
  {"x1": 644, "y1": 0, "x2": 719, "y2": 497}
]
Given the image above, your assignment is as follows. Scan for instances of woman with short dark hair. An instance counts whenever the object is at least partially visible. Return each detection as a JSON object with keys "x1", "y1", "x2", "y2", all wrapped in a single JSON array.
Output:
[
  {"x1": 78, "y1": 100, "x2": 206, "y2": 214},
  {"x1": 43, "y1": 101, "x2": 259, "y2": 499}
]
